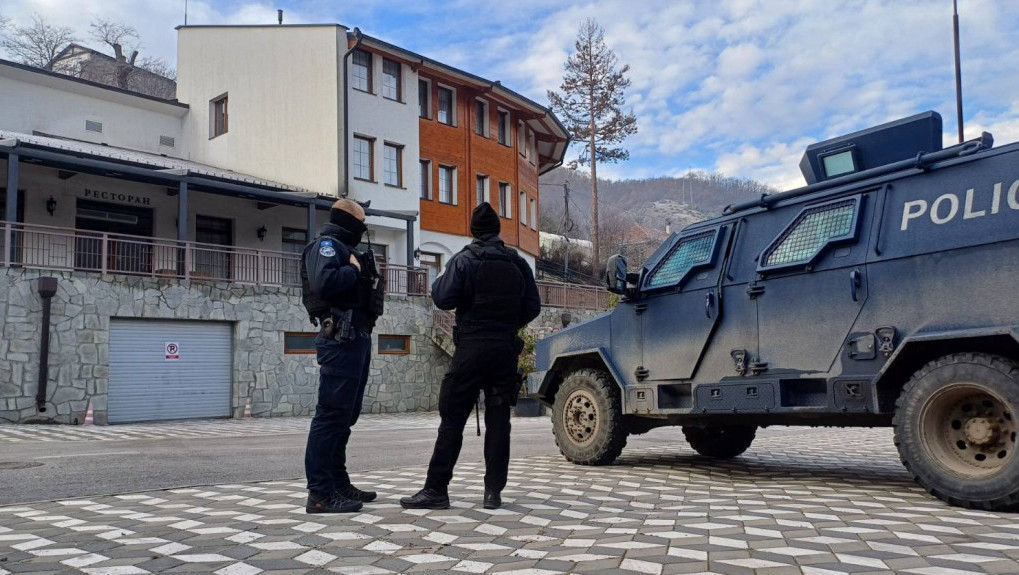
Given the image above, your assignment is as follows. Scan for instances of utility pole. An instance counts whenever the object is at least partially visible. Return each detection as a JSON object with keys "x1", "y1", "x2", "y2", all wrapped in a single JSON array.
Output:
[{"x1": 562, "y1": 181, "x2": 570, "y2": 280}]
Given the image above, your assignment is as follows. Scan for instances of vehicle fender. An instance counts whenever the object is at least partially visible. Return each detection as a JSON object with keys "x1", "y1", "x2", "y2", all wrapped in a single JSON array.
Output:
[
  {"x1": 872, "y1": 326, "x2": 1019, "y2": 412},
  {"x1": 536, "y1": 347, "x2": 628, "y2": 410}
]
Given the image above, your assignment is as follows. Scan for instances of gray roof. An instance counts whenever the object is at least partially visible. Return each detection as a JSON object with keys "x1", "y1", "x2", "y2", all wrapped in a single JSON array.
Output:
[{"x1": 0, "y1": 130, "x2": 314, "y2": 194}]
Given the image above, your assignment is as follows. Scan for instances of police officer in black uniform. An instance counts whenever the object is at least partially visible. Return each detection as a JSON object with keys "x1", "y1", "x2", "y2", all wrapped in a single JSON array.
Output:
[
  {"x1": 401, "y1": 202, "x2": 541, "y2": 510},
  {"x1": 301, "y1": 199, "x2": 385, "y2": 513}
]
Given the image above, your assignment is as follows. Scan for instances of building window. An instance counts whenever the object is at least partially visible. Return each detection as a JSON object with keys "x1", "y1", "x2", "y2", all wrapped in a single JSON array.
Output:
[
  {"x1": 194, "y1": 215, "x2": 233, "y2": 280},
  {"x1": 530, "y1": 198, "x2": 537, "y2": 230},
  {"x1": 498, "y1": 182, "x2": 511, "y2": 219},
  {"x1": 517, "y1": 121, "x2": 525, "y2": 155},
  {"x1": 383, "y1": 142, "x2": 402, "y2": 187},
  {"x1": 476, "y1": 175, "x2": 489, "y2": 206},
  {"x1": 420, "y1": 160, "x2": 432, "y2": 200},
  {"x1": 352, "y1": 49, "x2": 371, "y2": 92},
  {"x1": 418, "y1": 79, "x2": 430, "y2": 118},
  {"x1": 284, "y1": 332, "x2": 318, "y2": 354},
  {"x1": 520, "y1": 192, "x2": 528, "y2": 226},
  {"x1": 378, "y1": 334, "x2": 411, "y2": 354},
  {"x1": 529, "y1": 131, "x2": 537, "y2": 164},
  {"x1": 474, "y1": 99, "x2": 488, "y2": 137},
  {"x1": 353, "y1": 135, "x2": 373, "y2": 181},
  {"x1": 437, "y1": 86, "x2": 454, "y2": 125},
  {"x1": 420, "y1": 252, "x2": 442, "y2": 287},
  {"x1": 357, "y1": 242, "x2": 388, "y2": 266},
  {"x1": 439, "y1": 165, "x2": 455, "y2": 204},
  {"x1": 210, "y1": 94, "x2": 228, "y2": 138},
  {"x1": 382, "y1": 59, "x2": 401, "y2": 101},
  {"x1": 282, "y1": 227, "x2": 307, "y2": 285},
  {"x1": 497, "y1": 110, "x2": 509, "y2": 145}
]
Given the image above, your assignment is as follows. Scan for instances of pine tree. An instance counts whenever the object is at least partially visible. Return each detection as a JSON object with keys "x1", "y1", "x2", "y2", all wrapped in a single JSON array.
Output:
[{"x1": 548, "y1": 18, "x2": 637, "y2": 268}]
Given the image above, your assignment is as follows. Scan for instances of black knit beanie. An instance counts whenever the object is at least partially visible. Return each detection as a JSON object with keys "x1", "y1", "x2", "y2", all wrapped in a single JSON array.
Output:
[{"x1": 470, "y1": 202, "x2": 500, "y2": 238}]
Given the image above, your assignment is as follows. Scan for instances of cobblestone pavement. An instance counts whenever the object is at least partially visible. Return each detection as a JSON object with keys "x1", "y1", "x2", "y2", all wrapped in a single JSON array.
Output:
[
  {"x1": 0, "y1": 414, "x2": 443, "y2": 443},
  {"x1": 3, "y1": 427, "x2": 1019, "y2": 575}
]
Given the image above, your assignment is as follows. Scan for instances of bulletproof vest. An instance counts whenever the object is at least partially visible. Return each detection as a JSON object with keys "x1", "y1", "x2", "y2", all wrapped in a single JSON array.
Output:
[
  {"x1": 301, "y1": 251, "x2": 331, "y2": 323},
  {"x1": 464, "y1": 243, "x2": 524, "y2": 327}
]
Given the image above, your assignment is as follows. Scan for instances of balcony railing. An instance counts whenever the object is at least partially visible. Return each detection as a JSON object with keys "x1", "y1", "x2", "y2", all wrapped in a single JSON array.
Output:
[
  {"x1": 536, "y1": 280, "x2": 611, "y2": 310},
  {"x1": 0, "y1": 221, "x2": 428, "y2": 296}
]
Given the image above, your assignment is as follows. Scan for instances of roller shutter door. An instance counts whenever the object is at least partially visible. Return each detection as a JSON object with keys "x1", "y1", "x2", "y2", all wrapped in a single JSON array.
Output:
[{"x1": 109, "y1": 320, "x2": 233, "y2": 424}]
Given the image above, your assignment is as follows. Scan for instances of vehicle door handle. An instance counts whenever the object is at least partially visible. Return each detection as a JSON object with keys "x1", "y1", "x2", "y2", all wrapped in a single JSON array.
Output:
[
  {"x1": 705, "y1": 291, "x2": 715, "y2": 318},
  {"x1": 850, "y1": 269, "x2": 862, "y2": 302}
]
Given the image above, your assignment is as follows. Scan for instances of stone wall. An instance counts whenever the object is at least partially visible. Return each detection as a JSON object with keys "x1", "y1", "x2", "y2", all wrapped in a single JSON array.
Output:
[{"x1": 0, "y1": 267, "x2": 601, "y2": 424}]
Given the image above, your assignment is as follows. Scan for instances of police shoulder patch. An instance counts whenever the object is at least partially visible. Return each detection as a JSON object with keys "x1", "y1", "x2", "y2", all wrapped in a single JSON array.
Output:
[{"x1": 319, "y1": 239, "x2": 336, "y2": 257}]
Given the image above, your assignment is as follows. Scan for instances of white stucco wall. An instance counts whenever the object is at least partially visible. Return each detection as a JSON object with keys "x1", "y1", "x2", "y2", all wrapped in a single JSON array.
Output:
[
  {"x1": 176, "y1": 26, "x2": 345, "y2": 196},
  {"x1": 0, "y1": 64, "x2": 186, "y2": 156},
  {"x1": 346, "y1": 51, "x2": 421, "y2": 219}
]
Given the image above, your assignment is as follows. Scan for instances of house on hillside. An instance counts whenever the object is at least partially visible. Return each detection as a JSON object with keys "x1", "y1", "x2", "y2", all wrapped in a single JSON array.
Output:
[
  {"x1": 0, "y1": 23, "x2": 572, "y2": 425},
  {"x1": 54, "y1": 43, "x2": 177, "y2": 100}
]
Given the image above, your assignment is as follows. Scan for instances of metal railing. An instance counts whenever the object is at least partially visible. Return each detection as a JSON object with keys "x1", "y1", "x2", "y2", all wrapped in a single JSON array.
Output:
[
  {"x1": 433, "y1": 308, "x2": 456, "y2": 338},
  {"x1": 536, "y1": 280, "x2": 611, "y2": 310},
  {"x1": 0, "y1": 221, "x2": 428, "y2": 296},
  {"x1": 379, "y1": 262, "x2": 429, "y2": 297}
]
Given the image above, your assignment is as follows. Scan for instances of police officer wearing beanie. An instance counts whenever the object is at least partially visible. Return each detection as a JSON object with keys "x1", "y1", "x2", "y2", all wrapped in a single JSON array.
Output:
[
  {"x1": 401, "y1": 202, "x2": 541, "y2": 510},
  {"x1": 301, "y1": 198, "x2": 385, "y2": 513}
]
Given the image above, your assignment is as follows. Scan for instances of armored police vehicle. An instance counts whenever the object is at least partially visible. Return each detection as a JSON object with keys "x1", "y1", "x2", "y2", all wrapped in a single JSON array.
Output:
[{"x1": 531, "y1": 111, "x2": 1019, "y2": 510}]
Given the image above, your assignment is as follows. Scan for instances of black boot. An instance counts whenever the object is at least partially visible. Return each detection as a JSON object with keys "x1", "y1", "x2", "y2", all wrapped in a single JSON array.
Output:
[
  {"x1": 338, "y1": 485, "x2": 377, "y2": 503},
  {"x1": 483, "y1": 489, "x2": 501, "y2": 509},
  {"x1": 400, "y1": 488, "x2": 450, "y2": 509},
  {"x1": 306, "y1": 490, "x2": 363, "y2": 514}
]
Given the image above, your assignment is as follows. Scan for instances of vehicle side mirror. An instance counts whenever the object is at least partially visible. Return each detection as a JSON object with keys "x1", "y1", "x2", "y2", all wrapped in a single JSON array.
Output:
[{"x1": 605, "y1": 254, "x2": 628, "y2": 294}]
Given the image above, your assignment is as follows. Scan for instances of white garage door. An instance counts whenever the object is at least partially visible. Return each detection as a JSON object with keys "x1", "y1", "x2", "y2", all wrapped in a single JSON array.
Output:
[{"x1": 109, "y1": 319, "x2": 233, "y2": 424}]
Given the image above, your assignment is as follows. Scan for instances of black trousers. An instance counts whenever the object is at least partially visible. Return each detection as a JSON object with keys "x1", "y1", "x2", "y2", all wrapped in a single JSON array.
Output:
[
  {"x1": 425, "y1": 334, "x2": 520, "y2": 493},
  {"x1": 304, "y1": 329, "x2": 371, "y2": 496}
]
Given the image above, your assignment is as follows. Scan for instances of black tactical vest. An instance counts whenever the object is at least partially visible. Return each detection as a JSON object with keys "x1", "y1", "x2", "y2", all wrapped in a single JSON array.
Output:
[
  {"x1": 464, "y1": 243, "x2": 524, "y2": 327},
  {"x1": 300, "y1": 246, "x2": 333, "y2": 323}
]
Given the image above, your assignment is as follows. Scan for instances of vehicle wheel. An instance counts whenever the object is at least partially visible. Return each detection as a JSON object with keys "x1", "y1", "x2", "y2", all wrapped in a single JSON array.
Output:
[
  {"x1": 682, "y1": 425, "x2": 756, "y2": 458},
  {"x1": 552, "y1": 369, "x2": 627, "y2": 465},
  {"x1": 893, "y1": 353, "x2": 1019, "y2": 510}
]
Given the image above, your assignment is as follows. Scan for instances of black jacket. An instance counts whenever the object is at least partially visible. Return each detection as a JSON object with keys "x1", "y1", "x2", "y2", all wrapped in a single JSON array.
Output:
[
  {"x1": 302, "y1": 222, "x2": 366, "y2": 324},
  {"x1": 432, "y1": 236, "x2": 541, "y2": 332}
]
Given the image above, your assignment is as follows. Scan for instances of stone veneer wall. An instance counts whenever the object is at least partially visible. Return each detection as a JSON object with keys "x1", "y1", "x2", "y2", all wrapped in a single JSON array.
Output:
[{"x1": 0, "y1": 267, "x2": 603, "y2": 424}]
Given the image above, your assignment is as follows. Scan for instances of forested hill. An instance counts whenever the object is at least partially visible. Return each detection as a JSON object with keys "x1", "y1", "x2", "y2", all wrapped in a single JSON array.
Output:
[{"x1": 538, "y1": 168, "x2": 776, "y2": 236}]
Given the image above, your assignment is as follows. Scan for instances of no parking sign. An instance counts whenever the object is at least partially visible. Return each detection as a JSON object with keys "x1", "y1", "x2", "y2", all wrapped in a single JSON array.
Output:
[{"x1": 165, "y1": 342, "x2": 180, "y2": 360}]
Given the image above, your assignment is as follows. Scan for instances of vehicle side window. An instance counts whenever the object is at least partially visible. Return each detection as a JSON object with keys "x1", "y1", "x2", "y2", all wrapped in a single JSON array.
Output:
[
  {"x1": 759, "y1": 195, "x2": 861, "y2": 272},
  {"x1": 644, "y1": 229, "x2": 718, "y2": 290}
]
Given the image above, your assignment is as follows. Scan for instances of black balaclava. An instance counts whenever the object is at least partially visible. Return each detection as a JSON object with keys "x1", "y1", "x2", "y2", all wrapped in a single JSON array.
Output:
[
  {"x1": 470, "y1": 202, "x2": 501, "y2": 239},
  {"x1": 329, "y1": 208, "x2": 368, "y2": 247}
]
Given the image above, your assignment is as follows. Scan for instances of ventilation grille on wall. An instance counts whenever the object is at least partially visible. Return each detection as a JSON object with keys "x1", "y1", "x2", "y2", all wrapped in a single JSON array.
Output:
[
  {"x1": 84, "y1": 120, "x2": 103, "y2": 133},
  {"x1": 159, "y1": 135, "x2": 175, "y2": 148}
]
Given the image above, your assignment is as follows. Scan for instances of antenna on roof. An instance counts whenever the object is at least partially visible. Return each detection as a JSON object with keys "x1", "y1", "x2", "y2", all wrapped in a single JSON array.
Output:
[
  {"x1": 184, "y1": 0, "x2": 188, "y2": 25},
  {"x1": 953, "y1": 0, "x2": 964, "y2": 143},
  {"x1": 278, "y1": 9, "x2": 284, "y2": 25}
]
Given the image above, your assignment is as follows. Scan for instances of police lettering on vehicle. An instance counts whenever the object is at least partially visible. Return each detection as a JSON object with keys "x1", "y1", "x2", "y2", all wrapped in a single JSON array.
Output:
[
  {"x1": 319, "y1": 239, "x2": 336, "y2": 257},
  {"x1": 900, "y1": 178, "x2": 1019, "y2": 231}
]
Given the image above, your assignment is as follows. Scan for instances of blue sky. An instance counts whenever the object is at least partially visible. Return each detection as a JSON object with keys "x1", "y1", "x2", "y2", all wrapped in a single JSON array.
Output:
[{"x1": 4, "y1": 0, "x2": 1019, "y2": 191}]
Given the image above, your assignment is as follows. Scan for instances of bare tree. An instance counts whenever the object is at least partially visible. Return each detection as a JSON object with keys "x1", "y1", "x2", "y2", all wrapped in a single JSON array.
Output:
[
  {"x1": 89, "y1": 18, "x2": 139, "y2": 89},
  {"x1": 0, "y1": 13, "x2": 77, "y2": 70},
  {"x1": 138, "y1": 55, "x2": 176, "y2": 81},
  {"x1": 548, "y1": 18, "x2": 638, "y2": 270}
]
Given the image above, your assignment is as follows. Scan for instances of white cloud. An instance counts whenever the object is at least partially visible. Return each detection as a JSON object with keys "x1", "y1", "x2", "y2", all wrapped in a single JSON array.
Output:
[{"x1": 3, "y1": 0, "x2": 1018, "y2": 189}]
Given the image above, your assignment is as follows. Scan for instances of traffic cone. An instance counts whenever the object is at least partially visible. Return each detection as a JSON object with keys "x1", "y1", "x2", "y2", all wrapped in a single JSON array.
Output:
[
  {"x1": 243, "y1": 397, "x2": 252, "y2": 418},
  {"x1": 82, "y1": 400, "x2": 94, "y2": 426}
]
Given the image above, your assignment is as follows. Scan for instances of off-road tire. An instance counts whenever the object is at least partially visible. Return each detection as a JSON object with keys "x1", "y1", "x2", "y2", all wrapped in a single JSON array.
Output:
[
  {"x1": 552, "y1": 369, "x2": 627, "y2": 465},
  {"x1": 893, "y1": 353, "x2": 1019, "y2": 510},
  {"x1": 682, "y1": 425, "x2": 757, "y2": 458}
]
